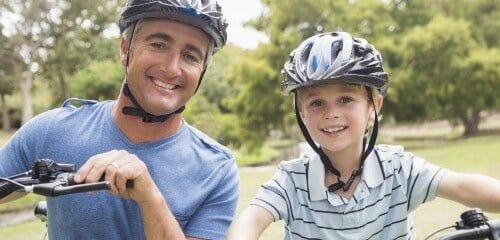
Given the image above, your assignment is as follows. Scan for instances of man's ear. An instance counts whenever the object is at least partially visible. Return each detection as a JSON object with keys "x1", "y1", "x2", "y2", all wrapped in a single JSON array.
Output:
[{"x1": 120, "y1": 38, "x2": 129, "y2": 67}]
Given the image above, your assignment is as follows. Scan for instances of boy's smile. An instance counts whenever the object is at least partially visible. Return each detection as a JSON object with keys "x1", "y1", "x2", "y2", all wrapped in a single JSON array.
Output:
[{"x1": 320, "y1": 125, "x2": 348, "y2": 135}]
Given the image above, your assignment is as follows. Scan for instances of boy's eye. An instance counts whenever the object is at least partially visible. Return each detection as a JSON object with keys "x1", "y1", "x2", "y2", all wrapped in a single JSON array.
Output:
[
  {"x1": 339, "y1": 97, "x2": 353, "y2": 104},
  {"x1": 310, "y1": 100, "x2": 324, "y2": 107}
]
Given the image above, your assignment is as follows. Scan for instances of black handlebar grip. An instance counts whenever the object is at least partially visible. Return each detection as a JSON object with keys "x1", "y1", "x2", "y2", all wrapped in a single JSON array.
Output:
[
  {"x1": 67, "y1": 173, "x2": 134, "y2": 188},
  {"x1": 98, "y1": 175, "x2": 134, "y2": 188}
]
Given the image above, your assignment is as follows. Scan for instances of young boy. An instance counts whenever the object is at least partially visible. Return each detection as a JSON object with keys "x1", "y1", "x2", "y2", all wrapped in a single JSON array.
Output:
[{"x1": 228, "y1": 32, "x2": 500, "y2": 239}]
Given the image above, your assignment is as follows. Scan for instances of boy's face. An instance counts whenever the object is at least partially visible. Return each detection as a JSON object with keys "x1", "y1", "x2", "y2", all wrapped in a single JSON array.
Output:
[{"x1": 297, "y1": 84, "x2": 382, "y2": 156}]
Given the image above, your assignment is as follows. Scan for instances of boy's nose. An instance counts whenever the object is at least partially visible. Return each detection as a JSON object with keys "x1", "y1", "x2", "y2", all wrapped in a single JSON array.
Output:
[{"x1": 323, "y1": 108, "x2": 340, "y2": 120}]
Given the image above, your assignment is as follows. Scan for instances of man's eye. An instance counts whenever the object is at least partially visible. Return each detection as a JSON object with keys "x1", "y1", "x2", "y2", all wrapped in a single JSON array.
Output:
[
  {"x1": 183, "y1": 53, "x2": 200, "y2": 63},
  {"x1": 150, "y1": 42, "x2": 165, "y2": 49},
  {"x1": 339, "y1": 97, "x2": 353, "y2": 104}
]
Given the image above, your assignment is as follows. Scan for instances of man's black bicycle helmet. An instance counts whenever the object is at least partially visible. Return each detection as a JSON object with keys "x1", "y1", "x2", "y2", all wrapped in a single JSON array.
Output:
[
  {"x1": 281, "y1": 32, "x2": 390, "y2": 192},
  {"x1": 119, "y1": 0, "x2": 228, "y2": 52}
]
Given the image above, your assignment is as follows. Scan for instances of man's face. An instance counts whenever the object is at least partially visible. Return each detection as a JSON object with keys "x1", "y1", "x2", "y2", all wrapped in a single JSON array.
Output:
[{"x1": 120, "y1": 19, "x2": 210, "y2": 115}]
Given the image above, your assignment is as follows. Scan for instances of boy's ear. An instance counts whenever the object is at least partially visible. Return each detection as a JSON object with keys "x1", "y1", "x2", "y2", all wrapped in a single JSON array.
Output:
[
  {"x1": 119, "y1": 38, "x2": 129, "y2": 67},
  {"x1": 298, "y1": 111, "x2": 307, "y2": 124},
  {"x1": 370, "y1": 96, "x2": 384, "y2": 121}
]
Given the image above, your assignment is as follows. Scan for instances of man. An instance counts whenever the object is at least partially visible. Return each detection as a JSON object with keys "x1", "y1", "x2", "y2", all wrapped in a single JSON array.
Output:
[{"x1": 0, "y1": 0, "x2": 238, "y2": 239}]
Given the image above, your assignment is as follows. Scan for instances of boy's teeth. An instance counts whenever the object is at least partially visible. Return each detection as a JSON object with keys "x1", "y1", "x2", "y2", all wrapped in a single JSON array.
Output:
[
  {"x1": 323, "y1": 127, "x2": 346, "y2": 133},
  {"x1": 153, "y1": 78, "x2": 176, "y2": 90}
]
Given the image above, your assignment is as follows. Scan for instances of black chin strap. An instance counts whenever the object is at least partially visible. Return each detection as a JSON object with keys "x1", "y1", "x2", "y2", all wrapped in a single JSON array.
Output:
[
  {"x1": 294, "y1": 87, "x2": 379, "y2": 192},
  {"x1": 122, "y1": 83, "x2": 185, "y2": 123}
]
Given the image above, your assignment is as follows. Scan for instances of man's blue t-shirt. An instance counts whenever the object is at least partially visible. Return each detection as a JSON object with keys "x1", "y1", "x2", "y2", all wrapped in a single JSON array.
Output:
[{"x1": 0, "y1": 99, "x2": 239, "y2": 240}]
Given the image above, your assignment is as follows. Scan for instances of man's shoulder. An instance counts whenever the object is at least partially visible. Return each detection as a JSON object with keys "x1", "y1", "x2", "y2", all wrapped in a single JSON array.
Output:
[
  {"x1": 38, "y1": 98, "x2": 108, "y2": 120},
  {"x1": 183, "y1": 123, "x2": 234, "y2": 161}
]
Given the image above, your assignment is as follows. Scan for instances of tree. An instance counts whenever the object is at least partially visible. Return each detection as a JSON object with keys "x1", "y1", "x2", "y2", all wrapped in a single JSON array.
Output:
[
  {"x1": 0, "y1": 68, "x2": 14, "y2": 130},
  {"x1": 0, "y1": 0, "x2": 121, "y2": 124},
  {"x1": 398, "y1": 16, "x2": 499, "y2": 136},
  {"x1": 70, "y1": 60, "x2": 123, "y2": 100},
  {"x1": 41, "y1": 0, "x2": 121, "y2": 104}
]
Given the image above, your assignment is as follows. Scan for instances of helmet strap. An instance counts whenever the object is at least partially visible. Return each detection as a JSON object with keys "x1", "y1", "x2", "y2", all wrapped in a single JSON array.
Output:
[
  {"x1": 122, "y1": 83, "x2": 185, "y2": 122},
  {"x1": 121, "y1": 21, "x2": 185, "y2": 123}
]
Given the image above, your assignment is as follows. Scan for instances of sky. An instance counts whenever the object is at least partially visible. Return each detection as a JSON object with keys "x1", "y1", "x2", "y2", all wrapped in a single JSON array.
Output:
[{"x1": 217, "y1": 0, "x2": 268, "y2": 49}]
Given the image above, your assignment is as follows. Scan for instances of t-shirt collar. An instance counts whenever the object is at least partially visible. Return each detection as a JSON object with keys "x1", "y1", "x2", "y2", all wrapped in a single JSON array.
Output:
[{"x1": 306, "y1": 148, "x2": 385, "y2": 202}]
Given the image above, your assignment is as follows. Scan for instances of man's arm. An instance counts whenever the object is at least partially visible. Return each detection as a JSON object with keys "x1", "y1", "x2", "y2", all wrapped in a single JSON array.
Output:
[
  {"x1": 437, "y1": 170, "x2": 500, "y2": 212},
  {"x1": 227, "y1": 205, "x2": 274, "y2": 240},
  {"x1": 75, "y1": 150, "x2": 192, "y2": 240}
]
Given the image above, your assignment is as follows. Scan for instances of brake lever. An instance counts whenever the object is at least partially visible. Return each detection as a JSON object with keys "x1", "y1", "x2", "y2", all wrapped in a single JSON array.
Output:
[
  {"x1": 28, "y1": 173, "x2": 110, "y2": 197},
  {"x1": 31, "y1": 181, "x2": 111, "y2": 197}
]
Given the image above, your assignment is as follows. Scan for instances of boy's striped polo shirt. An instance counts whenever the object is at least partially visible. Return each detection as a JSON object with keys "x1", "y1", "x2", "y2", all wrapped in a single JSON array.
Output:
[{"x1": 251, "y1": 145, "x2": 447, "y2": 240}]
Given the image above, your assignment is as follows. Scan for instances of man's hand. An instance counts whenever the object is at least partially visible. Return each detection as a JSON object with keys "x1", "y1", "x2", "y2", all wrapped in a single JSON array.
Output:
[{"x1": 74, "y1": 150, "x2": 159, "y2": 203}]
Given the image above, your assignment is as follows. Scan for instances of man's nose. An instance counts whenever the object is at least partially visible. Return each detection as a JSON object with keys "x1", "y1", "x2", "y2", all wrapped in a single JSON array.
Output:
[{"x1": 162, "y1": 51, "x2": 182, "y2": 78}]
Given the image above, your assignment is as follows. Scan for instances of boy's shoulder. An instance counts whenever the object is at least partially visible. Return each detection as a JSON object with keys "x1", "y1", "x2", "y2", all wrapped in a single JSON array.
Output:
[
  {"x1": 276, "y1": 152, "x2": 314, "y2": 173},
  {"x1": 374, "y1": 144, "x2": 406, "y2": 159},
  {"x1": 373, "y1": 144, "x2": 416, "y2": 169}
]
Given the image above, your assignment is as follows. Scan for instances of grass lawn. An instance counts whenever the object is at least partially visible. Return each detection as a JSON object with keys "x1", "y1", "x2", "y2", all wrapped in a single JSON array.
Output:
[
  {"x1": 0, "y1": 130, "x2": 14, "y2": 146},
  {"x1": 0, "y1": 220, "x2": 46, "y2": 240}
]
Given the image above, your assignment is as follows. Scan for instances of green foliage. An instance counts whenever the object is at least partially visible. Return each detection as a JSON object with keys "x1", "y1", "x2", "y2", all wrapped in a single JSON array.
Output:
[
  {"x1": 0, "y1": 195, "x2": 44, "y2": 213},
  {"x1": 70, "y1": 61, "x2": 123, "y2": 100},
  {"x1": 395, "y1": 15, "x2": 500, "y2": 135},
  {"x1": 226, "y1": 57, "x2": 285, "y2": 151},
  {"x1": 235, "y1": 146, "x2": 279, "y2": 167}
]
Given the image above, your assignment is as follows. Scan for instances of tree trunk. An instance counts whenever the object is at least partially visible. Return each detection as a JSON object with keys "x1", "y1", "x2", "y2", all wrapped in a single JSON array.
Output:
[
  {"x1": 0, "y1": 94, "x2": 10, "y2": 131},
  {"x1": 57, "y1": 66, "x2": 69, "y2": 102},
  {"x1": 461, "y1": 110, "x2": 480, "y2": 137},
  {"x1": 20, "y1": 71, "x2": 33, "y2": 125}
]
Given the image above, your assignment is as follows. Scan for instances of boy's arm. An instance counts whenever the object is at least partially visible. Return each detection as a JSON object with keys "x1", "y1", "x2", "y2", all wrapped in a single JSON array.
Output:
[
  {"x1": 227, "y1": 205, "x2": 274, "y2": 240},
  {"x1": 437, "y1": 170, "x2": 500, "y2": 212}
]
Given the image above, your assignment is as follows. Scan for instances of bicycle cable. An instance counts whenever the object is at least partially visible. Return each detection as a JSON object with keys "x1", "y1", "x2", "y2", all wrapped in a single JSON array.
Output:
[
  {"x1": 424, "y1": 225, "x2": 456, "y2": 240},
  {"x1": 0, "y1": 177, "x2": 26, "y2": 189}
]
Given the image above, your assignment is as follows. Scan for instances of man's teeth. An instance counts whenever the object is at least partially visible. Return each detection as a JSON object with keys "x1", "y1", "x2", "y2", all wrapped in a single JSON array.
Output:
[
  {"x1": 322, "y1": 127, "x2": 347, "y2": 133},
  {"x1": 152, "y1": 78, "x2": 176, "y2": 90}
]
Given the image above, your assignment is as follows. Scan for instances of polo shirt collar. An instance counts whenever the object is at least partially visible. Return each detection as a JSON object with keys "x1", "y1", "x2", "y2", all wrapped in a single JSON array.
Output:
[
  {"x1": 306, "y1": 148, "x2": 386, "y2": 202},
  {"x1": 307, "y1": 152, "x2": 328, "y2": 202}
]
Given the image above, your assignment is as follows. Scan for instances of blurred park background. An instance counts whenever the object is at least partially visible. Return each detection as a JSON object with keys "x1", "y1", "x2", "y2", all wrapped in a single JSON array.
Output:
[{"x1": 0, "y1": 0, "x2": 499, "y2": 239}]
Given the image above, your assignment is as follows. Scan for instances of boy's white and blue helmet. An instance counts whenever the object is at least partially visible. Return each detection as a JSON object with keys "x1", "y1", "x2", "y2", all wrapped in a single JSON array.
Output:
[
  {"x1": 282, "y1": 31, "x2": 389, "y2": 96},
  {"x1": 281, "y1": 32, "x2": 390, "y2": 192}
]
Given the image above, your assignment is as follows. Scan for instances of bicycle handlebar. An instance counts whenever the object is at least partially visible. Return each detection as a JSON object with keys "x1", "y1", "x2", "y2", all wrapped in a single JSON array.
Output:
[
  {"x1": 0, "y1": 159, "x2": 132, "y2": 198},
  {"x1": 426, "y1": 209, "x2": 500, "y2": 240}
]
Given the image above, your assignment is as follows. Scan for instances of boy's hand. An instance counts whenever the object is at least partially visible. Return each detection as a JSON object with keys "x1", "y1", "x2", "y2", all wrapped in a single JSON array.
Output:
[
  {"x1": 74, "y1": 150, "x2": 160, "y2": 203},
  {"x1": 228, "y1": 205, "x2": 274, "y2": 240}
]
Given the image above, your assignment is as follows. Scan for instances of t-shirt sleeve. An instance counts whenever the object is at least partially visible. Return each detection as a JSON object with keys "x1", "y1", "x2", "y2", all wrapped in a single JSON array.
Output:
[
  {"x1": 250, "y1": 165, "x2": 291, "y2": 224},
  {"x1": 183, "y1": 160, "x2": 239, "y2": 240},
  {"x1": 0, "y1": 110, "x2": 56, "y2": 177},
  {"x1": 398, "y1": 151, "x2": 448, "y2": 213}
]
